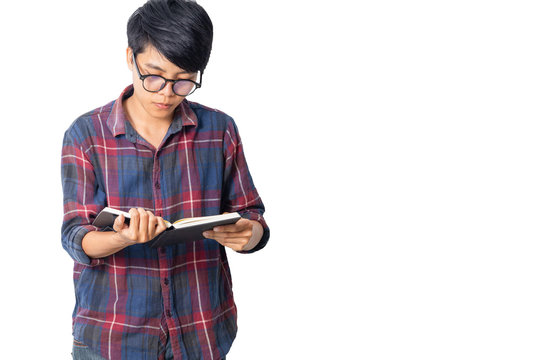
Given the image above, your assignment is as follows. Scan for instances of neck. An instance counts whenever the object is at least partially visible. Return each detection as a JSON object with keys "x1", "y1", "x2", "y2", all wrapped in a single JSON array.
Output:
[{"x1": 123, "y1": 96, "x2": 173, "y2": 149}]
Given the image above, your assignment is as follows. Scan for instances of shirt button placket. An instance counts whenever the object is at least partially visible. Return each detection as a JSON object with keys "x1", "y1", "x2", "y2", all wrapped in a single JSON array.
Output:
[
  {"x1": 159, "y1": 248, "x2": 174, "y2": 326},
  {"x1": 153, "y1": 152, "x2": 162, "y2": 215},
  {"x1": 154, "y1": 149, "x2": 174, "y2": 337}
]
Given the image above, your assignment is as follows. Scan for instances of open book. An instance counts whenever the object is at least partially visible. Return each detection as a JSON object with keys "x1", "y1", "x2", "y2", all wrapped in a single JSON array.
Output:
[{"x1": 92, "y1": 207, "x2": 241, "y2": 248}]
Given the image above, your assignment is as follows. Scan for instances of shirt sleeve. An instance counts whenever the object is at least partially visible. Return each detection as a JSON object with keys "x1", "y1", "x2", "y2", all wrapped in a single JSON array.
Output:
[
  {"x1": 222, "y1": 118, "x2": 270, "y2": 254},
  {"x1": 61, "y1": 130, "x2": 106, "y2": 266}
]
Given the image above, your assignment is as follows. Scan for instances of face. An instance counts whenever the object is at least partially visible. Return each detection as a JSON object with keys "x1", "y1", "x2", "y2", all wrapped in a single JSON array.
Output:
[{"x1": 126, "y1": 45, "x2": 198, "y2": 121}]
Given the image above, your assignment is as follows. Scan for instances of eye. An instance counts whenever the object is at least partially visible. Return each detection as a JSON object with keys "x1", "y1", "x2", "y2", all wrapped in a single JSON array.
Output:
[
  {"x1": 142, "y1": 75, "x2": 166, "y2": 92},
  {"x1": 172, "y1": 80, "x2": 197, "y2": 96}
]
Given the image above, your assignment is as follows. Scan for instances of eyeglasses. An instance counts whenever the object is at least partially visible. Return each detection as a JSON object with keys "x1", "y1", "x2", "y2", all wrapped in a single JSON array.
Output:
[{"x1": 132, "y1": 54, "x2": 202, "y2": 96}]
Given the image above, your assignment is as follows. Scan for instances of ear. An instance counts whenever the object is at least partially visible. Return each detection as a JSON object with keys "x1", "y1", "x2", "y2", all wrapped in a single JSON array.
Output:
[{"x1": 126, "y1": 47, "x2": 134, "y2": 71}]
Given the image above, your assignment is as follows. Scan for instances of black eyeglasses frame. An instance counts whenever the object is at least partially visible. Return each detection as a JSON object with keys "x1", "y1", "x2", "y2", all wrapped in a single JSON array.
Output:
[{"x1": 132, "y1": 54, "x2": 202, "y2": 96}]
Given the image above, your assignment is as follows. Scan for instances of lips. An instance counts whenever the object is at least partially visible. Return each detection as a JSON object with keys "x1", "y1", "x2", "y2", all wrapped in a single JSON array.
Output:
[{"x1": 154, "y1": 102, "x2": 173, "y2": 110}]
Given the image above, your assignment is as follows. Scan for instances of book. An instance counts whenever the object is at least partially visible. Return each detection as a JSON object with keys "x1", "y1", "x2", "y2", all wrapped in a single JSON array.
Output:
[{"x1": 92, "y1": 207, "x2": 241, "y2": 248}]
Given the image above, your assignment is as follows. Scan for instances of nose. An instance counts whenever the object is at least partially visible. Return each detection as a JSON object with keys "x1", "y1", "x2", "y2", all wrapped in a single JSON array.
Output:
[{"x1": 159, "y1": 80, "x2": 176, "y2": 97}]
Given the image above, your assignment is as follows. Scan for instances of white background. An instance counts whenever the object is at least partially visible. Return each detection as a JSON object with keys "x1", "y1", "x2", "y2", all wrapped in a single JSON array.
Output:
[{"x1": 0, "y1": 0, "x2": 539, "y2": 359}]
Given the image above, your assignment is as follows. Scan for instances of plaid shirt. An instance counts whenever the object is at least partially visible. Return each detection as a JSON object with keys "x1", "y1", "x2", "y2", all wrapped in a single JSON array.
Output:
[{"x1": 61, "y1": 85, "x2": 269, "y2": 360}]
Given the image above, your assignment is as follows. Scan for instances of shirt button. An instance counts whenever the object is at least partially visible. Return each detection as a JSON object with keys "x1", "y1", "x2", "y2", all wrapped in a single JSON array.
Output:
[
  {"x1": 155, "y1": 181, "x2": 161, "y2": 189},
  {"x1": 163, "y1": 278, "x2": 169, "y2": 286},
  {"x1": 166, "y1": 310, "x2": 172, "y2": 317},
  {"x1": 160, "y1": 248, "x2": 166, "y2": 254}
]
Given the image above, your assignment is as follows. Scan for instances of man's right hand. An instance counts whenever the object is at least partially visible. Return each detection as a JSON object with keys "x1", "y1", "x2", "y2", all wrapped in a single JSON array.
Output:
[
  {"x1": 82, "y1": 208, "x2": 167, "y2": 259},
  {"x1": 113, "y1": 208, "x2": 168, "y2": 246}
]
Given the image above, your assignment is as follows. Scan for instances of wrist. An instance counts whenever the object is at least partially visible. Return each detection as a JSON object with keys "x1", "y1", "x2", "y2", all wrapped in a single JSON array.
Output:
[{"x1": 111, "y1": 231, "x2": 133, "y2": 248}]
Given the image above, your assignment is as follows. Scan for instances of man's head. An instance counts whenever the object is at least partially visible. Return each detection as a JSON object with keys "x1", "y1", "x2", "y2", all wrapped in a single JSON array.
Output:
[
  {"x1": 127, "y1": 0, "x2": 213, "y2": 74},
  {"x1": 125, "y1": 0, "x2": 213, "y2": 121}
]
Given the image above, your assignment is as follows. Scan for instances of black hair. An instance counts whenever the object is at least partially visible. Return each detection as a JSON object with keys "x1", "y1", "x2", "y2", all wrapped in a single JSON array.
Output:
[{"x1": 127, "y1": 0, "x2": 213, "y2": 73}]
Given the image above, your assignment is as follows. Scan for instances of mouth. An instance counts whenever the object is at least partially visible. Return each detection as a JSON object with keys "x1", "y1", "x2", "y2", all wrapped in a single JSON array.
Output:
[{"x1": 153, "y1": 102, "x2": 173, "y2": 110}]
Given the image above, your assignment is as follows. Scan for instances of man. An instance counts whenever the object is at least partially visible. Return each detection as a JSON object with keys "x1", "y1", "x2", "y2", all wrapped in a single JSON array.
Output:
[{"x1": 61, "y1": 1, "x2": 269, "y2": 359}]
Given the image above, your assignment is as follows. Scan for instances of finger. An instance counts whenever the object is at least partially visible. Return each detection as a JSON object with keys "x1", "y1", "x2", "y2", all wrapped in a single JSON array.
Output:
[
  {"x1": 156, "y1": 217, "x2": 168, "y2": 234},
  {"x1": 147, "y1": 211, "x2": 157, "y2": 238},
  {"x1": 129, "y1": 208, "x2": 140, "y2": 233},
  {"x1": 212, "y1": 237, "x2": 225, "y2": 247},
  {"x1": 221, "y1": 238, "x2": 249, "y2": 245},
  {"x1": 220, "y1": 238, "x2": 250, "y2": 251},
  {"x1": 203, "y1": 230, "x2": 222, "y2": 241},
  {"x1": 203, "y1": 230, "x2": 251, "y2": 241},
  {"x1": 228, "y1": 243, "x2": 247, "y2": 252},
  {"x1": 137, "y1": 208, "x2": 149, "y2": 240},
  {"x1": 217, "y1": 226, "x2": 252, "y2": 238},
  {"x1": 207, "y1": 236, "x2": 247, "y2": 249},
  {"x1": 113, "y1": 214, "x2": 127, "y2": 232},
  {"x1": 212, "y1": 225, "x2": 238, "y2": 233},
  {"x1": 213, "y1": 219, "x2": 250, "y2": 233}
]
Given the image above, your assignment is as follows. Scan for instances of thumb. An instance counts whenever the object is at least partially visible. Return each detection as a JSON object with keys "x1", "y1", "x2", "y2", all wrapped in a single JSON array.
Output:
[{"x1": 113, "y1": 214, "x2": 126, "y2": 232}]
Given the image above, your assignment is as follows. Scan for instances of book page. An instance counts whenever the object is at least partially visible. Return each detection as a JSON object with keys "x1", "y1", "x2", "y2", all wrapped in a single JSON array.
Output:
[{"x1": 171, "y1": 213, "x2": 240, "y2": 229}]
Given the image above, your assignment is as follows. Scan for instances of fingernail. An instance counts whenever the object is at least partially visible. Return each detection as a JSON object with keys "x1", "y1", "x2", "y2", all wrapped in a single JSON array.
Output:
[{"x1": 203, "y1": 232, "x2": 210, "y2": 237}]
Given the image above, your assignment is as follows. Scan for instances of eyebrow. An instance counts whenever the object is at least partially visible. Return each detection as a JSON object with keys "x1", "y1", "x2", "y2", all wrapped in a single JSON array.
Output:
[{"x1": 144, "y1": 62, "x2": 191, "y2": 75}]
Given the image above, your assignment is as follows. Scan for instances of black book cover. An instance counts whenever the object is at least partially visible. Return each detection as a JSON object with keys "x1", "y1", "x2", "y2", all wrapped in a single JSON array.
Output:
[
  {"x1": 92, "y1": 207, "x2": 241, "y2": 248},
  {"x1": 147, "y1": 215, "x2": 241, "y2": 248}
]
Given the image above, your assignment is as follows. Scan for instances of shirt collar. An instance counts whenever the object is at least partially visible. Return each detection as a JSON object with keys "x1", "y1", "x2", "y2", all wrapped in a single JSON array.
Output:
[{"x1": 105, "y1": 84, "x2": 198, "y2": 138}]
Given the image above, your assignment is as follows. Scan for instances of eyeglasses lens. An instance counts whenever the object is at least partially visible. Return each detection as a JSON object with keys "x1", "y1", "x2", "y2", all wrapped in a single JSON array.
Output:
[
  {"x1": 143, "y1": 76, "x2": 196, "y2": 96},
  {"x1": 143, "y1": 76, "x2": 166, "y2": 92},
  {"x1": 173, "y1": 81, "x2": 196, "y2": 96}
]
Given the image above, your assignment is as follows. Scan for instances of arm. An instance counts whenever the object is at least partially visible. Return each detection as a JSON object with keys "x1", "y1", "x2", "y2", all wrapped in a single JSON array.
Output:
[
  {"x1": 82, "y1": 208, "x2": 168, "y2": 259},
  {"x1": 61, "y1": 130, "x2": 166, "y2": 263},
  {"x1": 203, "y1": 118, "x2": 269, "y2": 253},
  {"x1": 61, "y1": 130, "x2": 105, "y2": 265}
]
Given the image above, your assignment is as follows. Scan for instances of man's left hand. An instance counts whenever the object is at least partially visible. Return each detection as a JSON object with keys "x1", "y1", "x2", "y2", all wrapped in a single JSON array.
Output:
[{"x1": 203, "y1": 218, "x2": 263, "y2": 252}]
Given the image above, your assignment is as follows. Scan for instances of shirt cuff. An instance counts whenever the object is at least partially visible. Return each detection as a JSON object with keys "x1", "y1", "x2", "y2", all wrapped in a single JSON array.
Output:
[{"x1": 71, "y1": 225, "x2": 105, "y2": 267}]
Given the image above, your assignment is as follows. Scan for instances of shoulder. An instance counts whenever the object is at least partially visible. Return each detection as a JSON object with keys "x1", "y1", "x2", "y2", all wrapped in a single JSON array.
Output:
[
  {"x1": 186, "y1": 100, "x2": 237, "y2": 130},
  {"x1": 63, "y1": 99, "x2": 116, "y2": 145}
]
